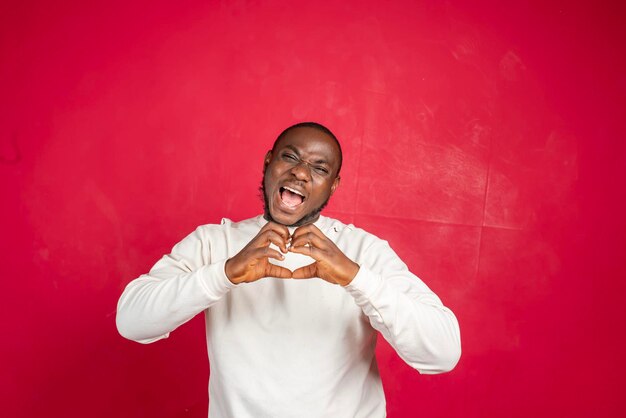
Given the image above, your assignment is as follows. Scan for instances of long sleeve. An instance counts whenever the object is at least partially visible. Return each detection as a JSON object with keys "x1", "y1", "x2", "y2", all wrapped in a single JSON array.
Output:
[
  {"x1": 116, "y1": 226, "x2": 237, "y2": 344},
  {"x1": 115, "y1": 215, "x2": 460, "y2": 417},
  {"x1": 344, "y1": 237, "x2": 461, "y2": 374}
]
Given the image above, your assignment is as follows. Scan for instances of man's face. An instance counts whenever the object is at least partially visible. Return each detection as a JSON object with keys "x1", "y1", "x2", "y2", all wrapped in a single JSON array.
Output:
[{"x1": 262, "y1": 127, "x2": 341, "y2": 227}]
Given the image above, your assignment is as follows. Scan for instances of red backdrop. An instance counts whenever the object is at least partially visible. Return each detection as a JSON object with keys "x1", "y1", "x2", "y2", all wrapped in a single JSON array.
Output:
[{"x1": 2, "y1": 1, "x2": 625, "y2": 417}]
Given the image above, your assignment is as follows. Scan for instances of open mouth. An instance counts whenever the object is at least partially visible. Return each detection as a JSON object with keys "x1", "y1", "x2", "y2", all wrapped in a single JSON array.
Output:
[{"x1": 280, "y1": 186, "x2": 305, "y2": 208}]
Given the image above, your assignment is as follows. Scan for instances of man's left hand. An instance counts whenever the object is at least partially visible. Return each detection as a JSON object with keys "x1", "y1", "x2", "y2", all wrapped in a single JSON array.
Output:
[{"x1": 289, "y1": 224, "x2": 359, "y2": 286}]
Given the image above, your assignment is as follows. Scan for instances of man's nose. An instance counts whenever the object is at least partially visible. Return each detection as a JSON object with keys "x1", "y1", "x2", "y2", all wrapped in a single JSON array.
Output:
[{"x1": 290, "y1": 161, "x2": 311, "y2": 181}]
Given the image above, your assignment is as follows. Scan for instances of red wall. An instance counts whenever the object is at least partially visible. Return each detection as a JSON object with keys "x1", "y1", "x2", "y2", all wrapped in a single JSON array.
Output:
[{"x1": 2, "y1": 1, "x2": 625, "y2": 417}]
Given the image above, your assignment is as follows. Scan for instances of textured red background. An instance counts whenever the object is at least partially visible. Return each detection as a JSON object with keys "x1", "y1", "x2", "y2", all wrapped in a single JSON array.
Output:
[{"x1": 2, "y1": 1, "x2": 625, "y2": 417}]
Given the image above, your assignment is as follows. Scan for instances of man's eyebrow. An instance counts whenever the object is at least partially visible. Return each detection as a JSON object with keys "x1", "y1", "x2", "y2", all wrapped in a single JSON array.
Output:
[
  {"x1": 283, "y1": 145, "x2": 301, "y2": 156},
  {"x1": 282, "y1": 144, "x2": 331, "y2": 166},
  {"x1": 311, "y1": 158, "x2": 330, "y2": 166}
]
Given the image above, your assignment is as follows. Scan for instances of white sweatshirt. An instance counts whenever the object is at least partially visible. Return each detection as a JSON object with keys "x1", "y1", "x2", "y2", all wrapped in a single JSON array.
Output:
[{"x1": 116, "y1": 215, "x2": 461, "y2": 418}]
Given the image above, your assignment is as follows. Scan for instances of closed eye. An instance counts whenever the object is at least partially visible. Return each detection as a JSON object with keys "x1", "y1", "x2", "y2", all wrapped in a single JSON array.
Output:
[{"x1": 282, "y1": 153, "x2": 298, "y2": 162}]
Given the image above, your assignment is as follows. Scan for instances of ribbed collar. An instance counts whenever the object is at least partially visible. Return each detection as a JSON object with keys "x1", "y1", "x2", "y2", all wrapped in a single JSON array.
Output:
[{"x1": 255, "y1": 214, "x2": 330, "y2": 233}]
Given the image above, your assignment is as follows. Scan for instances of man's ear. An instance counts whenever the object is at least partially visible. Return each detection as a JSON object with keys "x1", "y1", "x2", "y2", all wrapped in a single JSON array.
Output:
[
  {"x1": 330, "y1": 175, "x2": 341, "y2": 195},
  {"x1": 263, "y1": 150, "x2": 272, "y2": 170}
]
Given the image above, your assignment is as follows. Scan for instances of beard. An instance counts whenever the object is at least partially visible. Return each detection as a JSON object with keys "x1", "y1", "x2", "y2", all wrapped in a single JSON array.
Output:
[{"x1": 259, "y1": 174, "x2": 330, "y2": 227}]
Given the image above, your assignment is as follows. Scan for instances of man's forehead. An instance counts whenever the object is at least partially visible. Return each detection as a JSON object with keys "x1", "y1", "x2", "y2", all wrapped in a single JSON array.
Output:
[{"x1": 274, "y1": 127, "x2": 341, "y2": 159}]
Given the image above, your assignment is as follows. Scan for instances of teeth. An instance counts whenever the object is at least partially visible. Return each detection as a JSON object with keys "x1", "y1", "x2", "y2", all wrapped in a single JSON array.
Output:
[{"x1": 283, "y1": 186, "x2": 304, "y2": 197}]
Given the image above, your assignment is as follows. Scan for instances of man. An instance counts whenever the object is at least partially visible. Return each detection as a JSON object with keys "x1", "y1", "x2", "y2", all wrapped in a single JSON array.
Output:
[{"x1": 116, "y1": 122, "x2": 461, "y2": 418}]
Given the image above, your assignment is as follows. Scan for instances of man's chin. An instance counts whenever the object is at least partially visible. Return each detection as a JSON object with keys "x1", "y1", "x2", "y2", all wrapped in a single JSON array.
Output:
[
  {"x1": 264, "y1": 203, "x2": 326, "y2": 227},
  {"x1": 265, "y1": 210, "x2": 318, "y2": 228}
]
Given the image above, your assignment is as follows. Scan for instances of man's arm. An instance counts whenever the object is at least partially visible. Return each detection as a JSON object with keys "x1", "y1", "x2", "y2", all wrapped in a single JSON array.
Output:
[
  {"x1": 289, "y1": 224, "x2": 461, "y2": 374},
  {"x1": 116, "y1": 226, "x2": 236, "y2": 344},
  {"x1": 345, "y1": 238, "x2": 461, "y2": 374},
  {"x1": 116, "y1": 221, "x2": 293, "y2": 344}
]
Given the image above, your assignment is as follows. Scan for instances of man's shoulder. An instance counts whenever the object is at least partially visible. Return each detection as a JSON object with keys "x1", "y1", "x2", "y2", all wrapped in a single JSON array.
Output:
[
  {"x1": 194, "y1": 215, "x2": 263, "y2": 235},
  {"x1": 320, "y1": 215, "x2": 385, "y2": 244},
  {"x1": 168, "y1": 216, "x2": 262, "y2": 251}
]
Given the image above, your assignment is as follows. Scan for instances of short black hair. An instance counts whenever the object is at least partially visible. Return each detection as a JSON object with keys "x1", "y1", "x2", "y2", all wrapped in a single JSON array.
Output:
[{"x1": 272, "y1": 122, "x2": 343, "y2": 175}]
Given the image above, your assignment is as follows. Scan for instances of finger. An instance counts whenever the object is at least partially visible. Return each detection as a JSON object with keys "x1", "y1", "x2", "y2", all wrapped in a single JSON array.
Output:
[
  {"x1": 291, "y1": 224, "x2": 325, "y2": 241},
  {"x1": 292, "y1": 262, "x2": 318, "y2": 279},
  {"x1": 261, "y1": 222, "x2": 291, "y2": 241},
  {"x1": 260, "y1": 230, "x2": 289, "y2": 253},
  {"x1": 289, "y1": 243, "x2": 323, "y2": 260},
  {"x1": 249, "y1": 228, "x2": 288, "y2": 249},
  {"x1": 290, "y1": 232, "x2": 327, "y2": 251},
  {"x1": 257, "y1": 247, "x2": 286, "y2": 261},
  {"x1": 266, "y1": 264, "x2": 293, "y2": 279}
]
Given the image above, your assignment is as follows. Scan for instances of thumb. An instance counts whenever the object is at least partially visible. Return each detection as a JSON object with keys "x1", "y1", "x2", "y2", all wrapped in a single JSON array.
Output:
[
  {"x1": 292, "y1": 262, "x2": 318, "y2": 279},
  {"x1": 266, "y1": 264, "x2": 293, "y2": 279}
]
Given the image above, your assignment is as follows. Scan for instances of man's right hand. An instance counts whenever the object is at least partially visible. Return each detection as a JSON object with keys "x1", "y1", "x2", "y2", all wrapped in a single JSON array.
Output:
[{"x1": 224, "y1": 222, "x2": 293, "y2": 284}]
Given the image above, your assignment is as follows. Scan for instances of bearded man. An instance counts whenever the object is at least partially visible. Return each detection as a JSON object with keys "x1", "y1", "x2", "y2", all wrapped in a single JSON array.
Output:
[{"x1": 116, "y1": 122, "x2": 461, "y2": 418}]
